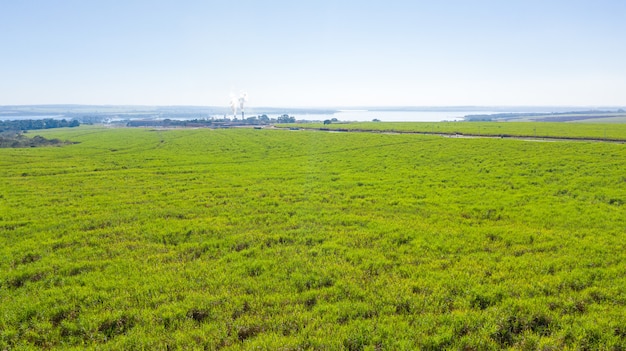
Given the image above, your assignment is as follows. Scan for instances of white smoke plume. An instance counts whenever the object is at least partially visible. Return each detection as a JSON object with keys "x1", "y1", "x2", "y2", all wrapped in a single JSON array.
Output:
[
  {"x1": 228, "y1": 92, "x2": 248, "y2": 118},
  {"x1": 238, "y1": 92, "x2": 248, "y2": 112},
  {"x1": 229, "y1": 94, "x2": 238, "y2": 117}
]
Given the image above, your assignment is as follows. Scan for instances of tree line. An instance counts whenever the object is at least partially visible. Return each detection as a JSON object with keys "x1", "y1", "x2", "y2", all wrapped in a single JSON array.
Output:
[
  {"x1": 126, "y1": 114, "x2": 297, "y2": 127},
  {"x1": 0, "y1": 118, "x2": 80, "y2": 132}
]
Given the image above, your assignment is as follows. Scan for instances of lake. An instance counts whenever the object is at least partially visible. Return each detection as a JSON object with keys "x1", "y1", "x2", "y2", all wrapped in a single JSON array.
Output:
[{"x1": 273, "y1": 110, "x2": 506, "y2": 122}]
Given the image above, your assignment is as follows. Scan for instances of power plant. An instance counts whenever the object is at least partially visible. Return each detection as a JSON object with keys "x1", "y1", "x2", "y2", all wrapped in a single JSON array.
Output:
[{"x1": 229, "y1": 92, "x2": 248, "y2": 120}]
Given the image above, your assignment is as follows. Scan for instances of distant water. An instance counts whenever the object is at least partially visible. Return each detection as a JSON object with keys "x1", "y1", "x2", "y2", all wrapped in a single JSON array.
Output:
[
  {"x1": 131, "y1": 110, "x2": 508, "y2": 122},
  {"x1": 1, "y1": 110, "x2": 513, "y2": 123},
  {"x1": 285, "y1": 110, "x2": 504, "y2": 122}
]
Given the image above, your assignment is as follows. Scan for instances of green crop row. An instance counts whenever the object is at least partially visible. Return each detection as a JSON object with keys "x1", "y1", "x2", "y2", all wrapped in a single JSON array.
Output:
[{"x1": 1, "y1": 126, "x2": 624, "y2": 349}]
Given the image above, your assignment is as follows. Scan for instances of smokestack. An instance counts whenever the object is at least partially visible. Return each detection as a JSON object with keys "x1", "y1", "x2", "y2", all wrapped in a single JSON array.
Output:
[
  {"x1": 229, "y1": 91, "x2": 248, "y2": 120},
  {"x1": 229, "y1": 94, "x2": 238, "y2": 119},
  {"x1": 238, "y1": 92, "x2": 248, "y2": 121}
]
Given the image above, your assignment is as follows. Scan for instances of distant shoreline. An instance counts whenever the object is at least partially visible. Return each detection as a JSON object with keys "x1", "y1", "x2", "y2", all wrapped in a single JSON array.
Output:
[{"x1": 1, "y1": 105, "x2": 625, "y2": 123}]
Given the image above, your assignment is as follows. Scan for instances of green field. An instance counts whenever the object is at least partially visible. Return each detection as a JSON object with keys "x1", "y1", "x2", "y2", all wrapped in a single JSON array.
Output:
[
  {"x1": 575, "y1": 117, "x2": 626, "y2": 124},
  {"x1": 283, "y1": 122, "x2": 626, "y2": 141},
  {"x1": 1, "y1": 126, "x2": 625, "y2": 350}
]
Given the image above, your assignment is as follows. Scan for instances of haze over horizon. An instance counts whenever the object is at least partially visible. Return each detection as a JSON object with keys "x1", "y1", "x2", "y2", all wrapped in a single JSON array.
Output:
[{"x1": 2, "y1": 1, "x2": 625, "y2": 108}]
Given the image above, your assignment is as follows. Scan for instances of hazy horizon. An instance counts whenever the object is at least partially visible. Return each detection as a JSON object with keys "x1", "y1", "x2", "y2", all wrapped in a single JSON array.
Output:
[
  {"x1": 2, "y1": 1, "x2": 625, "y2": 107},
  {"x1": 3, "y1": 104, "x2": 624, "y2": 111},
  {"x1": 4, "y1": 104, "x2": 625, "y2": 123}
]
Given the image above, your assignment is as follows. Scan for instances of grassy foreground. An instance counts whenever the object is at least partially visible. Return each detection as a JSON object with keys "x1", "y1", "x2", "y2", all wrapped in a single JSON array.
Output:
[
  {"x1": 1, "y1": 126, "x2": 625, "y2": 350},
  {"x1": 283, "y1": 121, "x2": 626, "y2": 141}
]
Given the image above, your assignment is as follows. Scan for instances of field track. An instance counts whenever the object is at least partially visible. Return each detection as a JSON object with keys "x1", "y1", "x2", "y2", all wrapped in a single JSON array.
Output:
[{"x1": 275, "y1": 126, "x2": 626, "y2": 144}]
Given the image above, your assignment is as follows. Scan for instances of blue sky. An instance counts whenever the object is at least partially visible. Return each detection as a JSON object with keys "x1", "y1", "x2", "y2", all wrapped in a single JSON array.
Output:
[{"x1": 1, "y1": 0, "x2": 625, "y2": 107}]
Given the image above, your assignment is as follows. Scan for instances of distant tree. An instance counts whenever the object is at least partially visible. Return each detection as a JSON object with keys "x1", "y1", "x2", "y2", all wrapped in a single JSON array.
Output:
[
  {"x1": 44, "y1": 119, "x2": 59, "y2": 129},
  {"x1": 372, "y1": 118, "x2": 381, "y2": 122},
  {"x1": 323, "y1": 120, "x2": 332, "y2": 125},
  {"x1": 31, "y1": 120, "x2": 44, "y2": 129},
  {"x1": 259, "y1": 114, "x2": 270, "y2": 122},
  {"x1": 69, "y1": 120, "x2": 80, "y2": 127},
  {"x1": 277, "y1": 114, "x2": 295, "y2": 123},
  {"x1": 331, "y1": 118, "x2": 338, "y2": 122}
]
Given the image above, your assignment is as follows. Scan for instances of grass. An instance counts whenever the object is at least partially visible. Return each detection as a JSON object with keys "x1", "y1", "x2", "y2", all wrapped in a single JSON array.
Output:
[
  {"x1": 1, "y1": 126, "x2": 625, "y2": 349},
  {"x1": 282, "y1": 121, "x2": 626, "y2": 141},
  {"x1": 574, "y1": 116, "x2": 626, "y2": 124}
]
